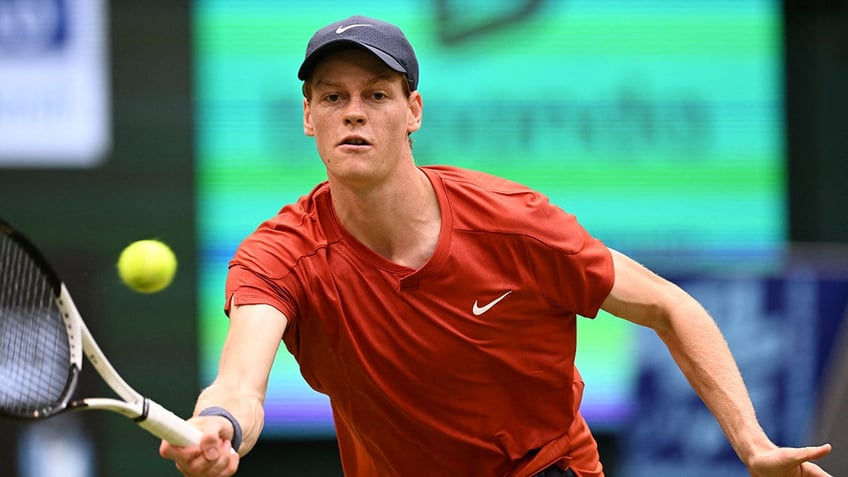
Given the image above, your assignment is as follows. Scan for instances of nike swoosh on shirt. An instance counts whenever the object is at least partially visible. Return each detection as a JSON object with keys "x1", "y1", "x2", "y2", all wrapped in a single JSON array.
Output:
[
  {"x1": 472, "y1": 291, "x2": 513, "y2": 316},
  {"x1": 336, "y1": 24, "x2": 372, "y2": 34}
]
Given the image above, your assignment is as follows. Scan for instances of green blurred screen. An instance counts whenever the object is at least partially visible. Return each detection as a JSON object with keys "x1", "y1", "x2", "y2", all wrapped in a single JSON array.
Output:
[{"x1": 196, "y1": 0, "x2": 784, "y2": 435}]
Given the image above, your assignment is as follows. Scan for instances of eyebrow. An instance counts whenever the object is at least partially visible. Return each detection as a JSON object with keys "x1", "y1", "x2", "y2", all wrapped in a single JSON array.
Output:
[{"x1": 313, "y1": 73, "x2": 398, "y2": 89}]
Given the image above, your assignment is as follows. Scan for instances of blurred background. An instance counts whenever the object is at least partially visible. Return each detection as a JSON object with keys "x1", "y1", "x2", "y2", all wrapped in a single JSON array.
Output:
[{"x1": 0, "y1": 0, "x2": 846, "y2": 476}]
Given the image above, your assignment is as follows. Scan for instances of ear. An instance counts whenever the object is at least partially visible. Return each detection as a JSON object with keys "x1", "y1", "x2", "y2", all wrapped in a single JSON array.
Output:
[
  {"x1": 303, "y1": 98, "x2": 315, "y2": 137},
  {"x1": 407, "y1": 91, "x2": 423, "y2": 134}
]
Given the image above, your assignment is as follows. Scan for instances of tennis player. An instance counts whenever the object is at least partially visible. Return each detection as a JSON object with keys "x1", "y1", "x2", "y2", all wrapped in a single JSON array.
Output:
[{"x1": 160, "y1": 15, "x2": 833, "y2": 477}]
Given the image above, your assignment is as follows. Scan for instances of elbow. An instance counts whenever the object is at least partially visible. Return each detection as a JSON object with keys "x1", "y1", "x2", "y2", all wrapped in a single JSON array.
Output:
[
  {"x1": 643, "y1": 286, "x2": 692, "y2": 335},
  {"x1": 644, "y1": 303, "x2": 674, "y2": 335},
  {"x1": 653, "y1": 291, "x2": 711, "y2": 343}
]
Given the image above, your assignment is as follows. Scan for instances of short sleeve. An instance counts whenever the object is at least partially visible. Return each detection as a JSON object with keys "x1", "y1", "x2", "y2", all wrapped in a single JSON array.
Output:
[
  {"x1": 224, "y1": 264, "x2": 299, "y2": 322},
  {"x1": 524, "y1": 206, "x2": 614, "y2": 318}
]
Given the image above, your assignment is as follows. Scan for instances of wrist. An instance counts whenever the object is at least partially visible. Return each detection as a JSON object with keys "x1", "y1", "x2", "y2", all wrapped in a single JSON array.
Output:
[
  {"x1": 735, "y1": 434, "x2": 777, "y2": 466},
  {"x1": 199, "y1": 406, "x2": 243, "y2": 452}
]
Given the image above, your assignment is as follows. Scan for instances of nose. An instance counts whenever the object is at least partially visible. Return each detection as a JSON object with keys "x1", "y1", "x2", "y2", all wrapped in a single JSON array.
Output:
[{"x1": 343, "y1": 97, "x2": 366, "y2": 126}]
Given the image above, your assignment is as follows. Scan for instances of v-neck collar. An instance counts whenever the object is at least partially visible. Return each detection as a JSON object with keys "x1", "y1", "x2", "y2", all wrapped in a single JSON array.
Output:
[{"x1": 318, "y1": 167, "x2": 453, "y2": 289}]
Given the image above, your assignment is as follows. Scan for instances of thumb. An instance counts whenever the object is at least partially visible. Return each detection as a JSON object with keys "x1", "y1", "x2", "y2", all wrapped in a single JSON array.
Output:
[
  {"x1": 198, "y1": 416, "x2": 233, "y2": 460},
  {"x1": 200, "y1": 431, "x2": 223, "y2": 460},
  {"x1": 800, "y1": 443, "x2": 832, "y2": 461},
  {"x1": 786, "y1": 443, "x2": 832, "y2": 465}
]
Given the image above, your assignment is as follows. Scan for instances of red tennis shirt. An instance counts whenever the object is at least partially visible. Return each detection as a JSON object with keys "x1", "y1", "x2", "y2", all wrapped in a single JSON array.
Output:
[{"x1": 225, "y1": 166, "x2": 615, "y2": 476}]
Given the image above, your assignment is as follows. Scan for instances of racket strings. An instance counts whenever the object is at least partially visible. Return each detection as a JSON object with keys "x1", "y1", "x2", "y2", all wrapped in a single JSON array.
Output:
[{"x1": 0, "y1": 234, "x2": 73, "y2": 418}]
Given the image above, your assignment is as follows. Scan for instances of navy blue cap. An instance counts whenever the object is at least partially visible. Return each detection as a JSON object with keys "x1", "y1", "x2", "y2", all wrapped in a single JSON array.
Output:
[{"x1": 297, "y1": 15, "x2": 419, "y2": 91}]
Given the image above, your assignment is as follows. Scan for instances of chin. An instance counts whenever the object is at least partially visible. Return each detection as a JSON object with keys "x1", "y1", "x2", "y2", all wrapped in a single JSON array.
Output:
[{"x1": 329, "y1": 165, "x2": 387, "y2": 189}]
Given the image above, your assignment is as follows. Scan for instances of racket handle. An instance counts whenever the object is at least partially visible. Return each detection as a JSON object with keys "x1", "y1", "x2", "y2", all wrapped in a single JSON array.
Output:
[{"x1": 137, "y1": 398, "x2": 203, "y2": 446}]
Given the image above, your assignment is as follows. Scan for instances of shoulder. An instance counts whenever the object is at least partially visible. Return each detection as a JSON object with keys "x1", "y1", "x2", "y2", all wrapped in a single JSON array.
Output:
[
  {"x1": 423, "y1": 165, "x2": 531, "y2": 195},
  {"x1": 425, "y1": 165, "x2": 549, "y2": 217},
  {"x1": 233, "y1": 182, "x2": 334, "y2": 277},
  {"x1": 424, "y1": 165, "x2": 579, "y2": 237}
]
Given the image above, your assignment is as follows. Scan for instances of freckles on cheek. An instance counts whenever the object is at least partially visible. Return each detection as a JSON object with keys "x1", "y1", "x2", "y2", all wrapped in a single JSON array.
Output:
[{"x1": 314, "y1": 136, "x2": 335, "y2": 166}]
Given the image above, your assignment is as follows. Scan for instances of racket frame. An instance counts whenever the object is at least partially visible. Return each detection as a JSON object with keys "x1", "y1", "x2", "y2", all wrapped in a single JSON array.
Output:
[{"x1": 0, "y1": 218, "x2": 201, "y2": 446}]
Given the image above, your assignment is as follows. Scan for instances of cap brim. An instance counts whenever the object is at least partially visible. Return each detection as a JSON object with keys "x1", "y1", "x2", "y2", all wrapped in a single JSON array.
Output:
[{"x1": 298, "y1": 40, "x2": 407, "y2": 81}]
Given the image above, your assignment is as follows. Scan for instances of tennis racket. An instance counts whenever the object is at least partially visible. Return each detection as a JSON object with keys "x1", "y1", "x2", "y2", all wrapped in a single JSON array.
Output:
[{"x1": 0, "y1": 217, "x2": 201, "y2": 446}]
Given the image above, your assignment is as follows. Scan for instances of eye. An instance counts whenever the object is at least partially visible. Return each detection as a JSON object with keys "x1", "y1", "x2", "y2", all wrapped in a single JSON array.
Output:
[
  {"x1": 372, "y1": 92, "x2": 387, "y2": 101},
  {"x1": 324, "y1": 93, "x2": 341, "y2": 103}
]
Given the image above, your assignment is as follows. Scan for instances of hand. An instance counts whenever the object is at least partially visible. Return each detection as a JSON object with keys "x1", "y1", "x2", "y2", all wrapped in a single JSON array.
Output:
[
  {"x1": 159, "y1": 416, "x2": 240, "y2": 477},
  {"x1": 747, "y1": 443, "x2": 832, "y2": 477}
]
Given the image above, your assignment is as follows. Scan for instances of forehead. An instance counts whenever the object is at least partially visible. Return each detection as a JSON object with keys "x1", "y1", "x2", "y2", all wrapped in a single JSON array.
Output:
[{"x1": 310, "y1": 49, "x2": 404, "y2": 86}]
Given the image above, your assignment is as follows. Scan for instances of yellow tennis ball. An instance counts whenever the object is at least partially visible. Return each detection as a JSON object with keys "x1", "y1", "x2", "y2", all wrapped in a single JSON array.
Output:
[{"x1": 117, "y1": 239, "x2": 177, "y2": 293}]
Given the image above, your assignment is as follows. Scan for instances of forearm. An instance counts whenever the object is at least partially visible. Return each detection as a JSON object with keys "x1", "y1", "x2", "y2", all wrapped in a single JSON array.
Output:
[
  {"x1": 656, "y1": 296, "x2": 775, "y2": 463},
  {"x1": 193, "y1": 379, "x2": 266, "y2": 455},
  {"x1": 604, "y1": 251, "x2": 831, "y2": 474},
  {"x1": 191, "y1": 303, "x2": 286, "y2": 455}
]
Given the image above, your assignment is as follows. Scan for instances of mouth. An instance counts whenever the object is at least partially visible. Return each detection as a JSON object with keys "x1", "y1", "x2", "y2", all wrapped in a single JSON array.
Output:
[{"x1": 338, "y1": 135, "x2": 371, "y2": 147}]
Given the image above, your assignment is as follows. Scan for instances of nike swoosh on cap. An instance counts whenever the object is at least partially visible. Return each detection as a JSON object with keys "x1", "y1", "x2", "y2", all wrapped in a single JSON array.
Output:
[
  {"x1": 336, "y1": 24, "x2": 372, "y2": 34},
  {"x1": 472, "y1": 291, "x2": 513, "y2": 316}
]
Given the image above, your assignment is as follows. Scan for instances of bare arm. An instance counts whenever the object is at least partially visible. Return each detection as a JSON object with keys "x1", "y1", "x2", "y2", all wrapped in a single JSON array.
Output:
[
  {"x1": 602, "y1": 249, "x2": 831, "y2": 476},
  {"x1": 160, "y1": 303, "x2": 288, "y2": 476}
]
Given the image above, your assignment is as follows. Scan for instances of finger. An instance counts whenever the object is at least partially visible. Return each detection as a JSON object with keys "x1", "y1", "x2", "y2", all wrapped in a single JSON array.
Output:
[
  {"x1": 160, "y1": 439, "x2": 201, "y2": 461},
  {"x1": 203, "y1": 440, "x2": 238, "y2": 476},
  {"x1": 199, "y1": 422, "x2": 228, "y2": 460},
  {"x1": 792, "y1": 443, "x2": 832, "y2": 463},
  {"x1": 170, "y1": 445, "x2": 224, "y2": 476},
  {"x1": 223, "y1": 454, "x2": 240, "y2": 477},
  {"x1": 801, "y1": 461, "x2": 833, "y2": 477},
  {"x1": 177, "y1": 447, "x2": 228, "y2": 477},
  {"x1": 214, "y1": 444, "x2": 240, "y2": 477},
  {"x1": 173, "y1": 444, "x2": 238, "y2": 477},
  {"x1": 160, "y1": 417, "x2": 208, "y2": 460},
  {"x1": 169, "y1": 434, "x2": 228, "y2": 476},
  {"x1": 159, "y1": 440, "x2": 173, "y2": 458},
  {"x1": 161, "y1": 417, "x2": 237, "y2": 476}
]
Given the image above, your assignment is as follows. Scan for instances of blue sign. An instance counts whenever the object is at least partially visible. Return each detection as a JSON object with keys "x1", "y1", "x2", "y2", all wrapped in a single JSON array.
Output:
[
  {"x1": 0, "y1": 0, "x2": 68, "y2": 55},
  {"x1": 619, "y1": 273, "x2": 848, "y2": 476}
]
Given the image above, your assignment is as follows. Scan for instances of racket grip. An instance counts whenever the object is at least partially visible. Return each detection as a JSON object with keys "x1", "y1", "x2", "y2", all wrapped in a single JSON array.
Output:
[{"x1": 137, "y1": 398, "x2": 203, "y2": 446}]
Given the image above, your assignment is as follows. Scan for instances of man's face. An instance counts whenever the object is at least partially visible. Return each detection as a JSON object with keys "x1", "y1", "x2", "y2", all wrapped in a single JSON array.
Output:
[{"x1": 303, "y1": 49, "x2": 422, "y2": 189}]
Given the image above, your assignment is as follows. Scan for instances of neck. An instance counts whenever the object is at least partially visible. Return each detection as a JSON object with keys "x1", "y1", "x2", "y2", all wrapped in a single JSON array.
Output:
[{"x1": 330, "y1": 167, "x2": 440, "y2": 269}]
